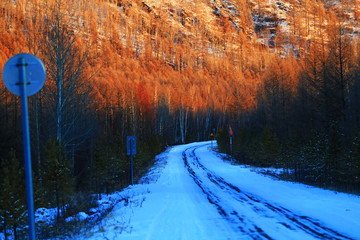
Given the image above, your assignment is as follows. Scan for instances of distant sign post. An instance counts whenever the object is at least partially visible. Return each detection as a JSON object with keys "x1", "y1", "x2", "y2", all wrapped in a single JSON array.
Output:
[
  {"x1": 2, "y1": 53, "x2": 46, "y2": 240},
  {"x1": 229, "y1": 126, "x2": 233, "y2": 154},
  {"x1": 127, "y1": 136, "x2": 136, "y2": 185}
]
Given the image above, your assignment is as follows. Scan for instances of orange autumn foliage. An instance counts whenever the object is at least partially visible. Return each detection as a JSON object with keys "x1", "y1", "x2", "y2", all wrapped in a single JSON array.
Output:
[{"x1": 0, "y1": 0, "x2": 358, "y2": 120}]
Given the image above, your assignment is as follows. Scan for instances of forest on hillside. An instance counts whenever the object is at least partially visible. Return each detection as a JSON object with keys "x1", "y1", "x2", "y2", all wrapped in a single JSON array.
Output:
[{"x1": 0, "y1": 0, "x2": 359, "y2": 238}]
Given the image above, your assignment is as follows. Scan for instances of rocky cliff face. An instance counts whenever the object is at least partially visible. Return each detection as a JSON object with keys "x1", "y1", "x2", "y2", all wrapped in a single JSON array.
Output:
[{"x1": 116, "y1": 0, "x2": 359, "y2": 57}]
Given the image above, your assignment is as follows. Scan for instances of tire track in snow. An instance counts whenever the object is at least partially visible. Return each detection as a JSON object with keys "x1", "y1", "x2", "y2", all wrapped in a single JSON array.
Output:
[
  {"x1": 183, "y1": 147, "x2": 273, "y2": 240},
  {"x1": 183, "y1": 144, "x2": 354, "y2": 240}
]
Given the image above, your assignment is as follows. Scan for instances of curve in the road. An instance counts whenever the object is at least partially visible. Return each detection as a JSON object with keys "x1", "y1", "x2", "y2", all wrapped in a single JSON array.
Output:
[{"x1": 182, "y1": 144, "x2": 354, "y2": 240}]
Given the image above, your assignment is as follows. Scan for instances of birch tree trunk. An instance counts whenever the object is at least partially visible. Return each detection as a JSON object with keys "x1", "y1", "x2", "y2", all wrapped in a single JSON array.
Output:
[{"x1": 41, "y1": 0, "x2": 94, "y2": 151}]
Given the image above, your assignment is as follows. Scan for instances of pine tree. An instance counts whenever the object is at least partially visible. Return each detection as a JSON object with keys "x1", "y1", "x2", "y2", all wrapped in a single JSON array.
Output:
[
  {"x1": 92, "y1": 145, "x2": 112, "y2": 197},
  {"x1": 302, "y1": 133, "x2": 328, "y2": 186},
  {"x1": 347, "y1": 131, "x2": 360, "y2": 192},
  {"x1": 0, "y1": 149, "x2": 26, "y2": 240},
  {"x1": 352, "y1": 134, "x2": 360, "y2": 182},
  {"x1": 41, "y1": 139, "x2": 73, "y2": 220},
  {"x1": 325, "y1": 124, "x2": 343, "y2": 186},
  {"x1": 259, "y1": 125, "x2": 280, "y2": 167},
  {"x1": 216, "y1": 127, "x2": 230, "y2": 154}
]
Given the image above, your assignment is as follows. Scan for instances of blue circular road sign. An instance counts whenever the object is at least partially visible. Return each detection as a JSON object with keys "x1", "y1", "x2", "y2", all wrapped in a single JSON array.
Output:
[{"x1": 2, "y1": 53, "x2": 46, "y2": 96}]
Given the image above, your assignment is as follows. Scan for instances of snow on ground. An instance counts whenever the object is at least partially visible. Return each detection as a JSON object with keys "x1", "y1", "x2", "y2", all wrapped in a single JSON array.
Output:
[
  {"x1": 74, "y1": 143, "x2": 239, "y2": 239},
  {"x1": 72, "y1": 141, "x2": 360, "y2": 240},
  {"x1": 195, "y1": 143, "x2": 360, "y2": 239}
]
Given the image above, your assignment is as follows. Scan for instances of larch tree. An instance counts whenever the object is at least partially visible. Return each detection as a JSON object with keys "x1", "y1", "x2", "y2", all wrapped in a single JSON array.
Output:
[
  {"x1": 301, "y1": 37, "x2": 326, "y2": 123},
  {"x1": 326, "y1": 12, "x2": 354, "y2": 124},
  {"x1": 260, "y1": 56, "x2": 293, "y2": 129}
]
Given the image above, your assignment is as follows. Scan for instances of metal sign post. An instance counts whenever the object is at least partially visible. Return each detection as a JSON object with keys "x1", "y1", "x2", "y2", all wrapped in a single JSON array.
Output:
[
  {"x1": 229, "y1": 126, "x2": 233, "y2": 154},
  {"x1": 127, "y1": 136, "x2": 136, "y2": 185},
  {"x1": 2, "y1": 53, "x2": 46, "y2": 240}
]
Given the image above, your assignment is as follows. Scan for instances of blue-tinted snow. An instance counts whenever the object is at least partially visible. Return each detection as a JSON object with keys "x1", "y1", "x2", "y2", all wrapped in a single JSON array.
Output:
[{"x1": 70, "y1": 141, "x2": 360, "y2": 240}]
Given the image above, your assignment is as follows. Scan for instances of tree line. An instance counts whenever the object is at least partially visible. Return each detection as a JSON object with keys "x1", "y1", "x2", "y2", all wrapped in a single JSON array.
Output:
[
  {"x1": 217, "y1": 13, "x2": 360, "y2": 194},
  {"x1": 0, "y1": 0, "x2": 224, "y2": 238}
]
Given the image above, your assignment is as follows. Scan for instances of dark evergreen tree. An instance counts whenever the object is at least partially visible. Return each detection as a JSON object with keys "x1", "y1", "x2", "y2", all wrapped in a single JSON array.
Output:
[
  {"x1": 258, "y1": 125, "x2": 280, "y2": 167},
  {"x1": 325, "y1": 124, "x2": 343, "y2": 186},
  {"x1": 0, "y1": 149, "x2": 26, "y2": 240},
  {"x1": 216, "y1": 127, "x2": 230, "y2": 154},
  {"x1": 92, "y1": 145, "x2": 111, "y2": 198},
  {"x1": 346, "y1": 131, "x2": 360, "y2": 192},
  {"x1": 41, "y1": 139, "x2": 73, "y2": 220}
]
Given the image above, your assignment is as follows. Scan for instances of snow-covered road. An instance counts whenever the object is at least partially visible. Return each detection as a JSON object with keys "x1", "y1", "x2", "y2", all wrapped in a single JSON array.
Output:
[{"x1": 76, "y1": 142, "x2": 360, "y2": 240}]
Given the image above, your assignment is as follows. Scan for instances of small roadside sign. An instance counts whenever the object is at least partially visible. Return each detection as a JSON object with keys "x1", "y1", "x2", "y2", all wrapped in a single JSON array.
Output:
[
  {"x1": 127, "y1": 136, "x2": 136, "y2": 156},
  {"x1": 3, "y1": 53, "x2": 46, "y2": 96},
  {"x1": 127, "y1": 136, "x2": 136, "y2": 185}
]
